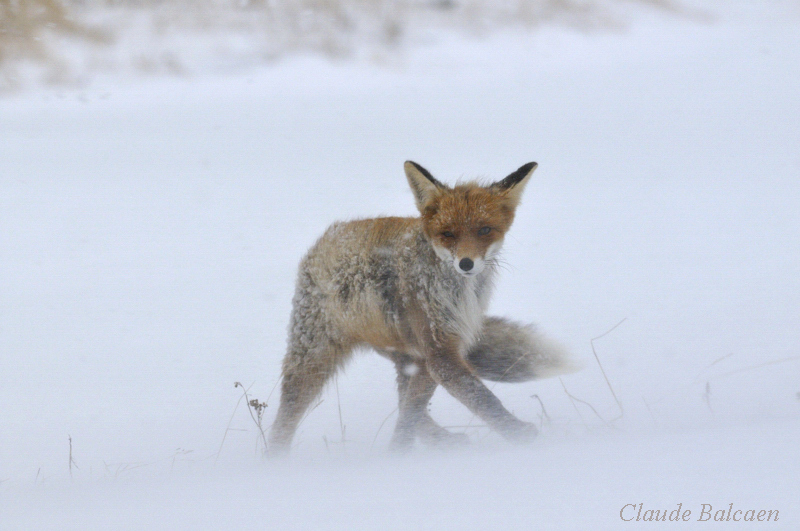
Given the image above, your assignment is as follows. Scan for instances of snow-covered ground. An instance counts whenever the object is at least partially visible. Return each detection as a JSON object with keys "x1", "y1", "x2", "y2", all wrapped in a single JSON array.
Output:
[{"x1": 1, "y1": 2, "x2": 799, "y2": 529}]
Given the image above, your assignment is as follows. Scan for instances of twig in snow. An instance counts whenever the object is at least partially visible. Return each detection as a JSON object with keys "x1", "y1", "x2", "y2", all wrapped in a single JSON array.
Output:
[
  {"x1": 237, "y1": 382, "x2": 269, "y2": 455},
  {"x1": 218, "y1": 381, "x2": 269, "y2": 459},
  {"x1": 265, "y1": 377, "x2": 282, "y2": 410},
  {"x1": 68, "y1": 435, "x2": 78, "y2": 481},
  {"x1": 652, "y1": 353, "x2": 799, "y2": 408},
  {"x1": 530, "y1": 394, "x2": 552, "y2": 428},
  {"x1": 297, "y1": 398, "x2": 324, "y2": 431},
  {"x1": 702, "y1": 381, "x2": 714, "y2": 417},
  {"x1": 370, "y1": 407, "x2": 398, "y2": 452},
  {"x1": 560, "y1": 377, "x2": 586, "y2": 426},
  {"x1": 170, "y1": 449, "x2": 193, "y2": 472},
  {"x1": 712, "y1": 355, "x2": 800, "y2": 379},
  {"x1": 689, "y1": 352, "x2": 735, "y2": 385},
  {"x1": 334, "y1": 375, "x2": 347, "y2": 447},
  {"x1": 590, "y1": 318, "x2": 626, "y2": 420},
  {"x1": 215, "y1": 381, "x2": 252, "y2": 466},
  {"x1": 560, "y1": 377, "x2": 612, "y2": 428}
]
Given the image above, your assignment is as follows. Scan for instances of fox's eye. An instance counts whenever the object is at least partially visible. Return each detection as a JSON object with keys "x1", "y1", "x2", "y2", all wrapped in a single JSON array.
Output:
[
  {"x1": 442, "y1": 231, "x2": 455, "y2": 239},
  {"x1": 478, "y1": 227, "x2": 491, "y2": 236}
]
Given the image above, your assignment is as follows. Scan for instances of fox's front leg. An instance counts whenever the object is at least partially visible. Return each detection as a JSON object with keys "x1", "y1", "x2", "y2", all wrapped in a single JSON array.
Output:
[
  {"x1": 389, "y1": 353, "x2": 469, "y2": 451},
  {"x1": 426, "y1": 337, "x2": 538, "y2": 442}
]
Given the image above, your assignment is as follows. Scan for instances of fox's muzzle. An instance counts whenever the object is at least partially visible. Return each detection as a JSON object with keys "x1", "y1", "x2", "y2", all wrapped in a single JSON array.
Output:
[{"x1": 454, "y1": 255, "x2": 485, "y2": 277}]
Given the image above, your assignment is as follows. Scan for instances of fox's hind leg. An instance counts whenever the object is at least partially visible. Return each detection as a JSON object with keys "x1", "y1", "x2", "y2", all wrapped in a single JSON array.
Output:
[
  {"x1": 268, "y1": 271, "x2": 353, "y2": 455},
  {"x1": 389, "y1": 353, "x2": 469, "y2": 451},
  {"x1": 269, "y1": 338, "x2": 351, "y2": 455}
]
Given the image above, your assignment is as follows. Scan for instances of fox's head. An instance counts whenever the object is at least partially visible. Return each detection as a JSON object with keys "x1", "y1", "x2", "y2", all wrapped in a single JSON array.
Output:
[{"x1": 405, "y1": 160, "x2": 537, "y2": 277}]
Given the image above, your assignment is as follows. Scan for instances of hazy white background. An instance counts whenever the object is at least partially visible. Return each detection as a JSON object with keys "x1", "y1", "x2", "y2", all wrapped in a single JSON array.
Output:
[{"x1": 1, "y1": 1, "x2": 798, "y2": 528}]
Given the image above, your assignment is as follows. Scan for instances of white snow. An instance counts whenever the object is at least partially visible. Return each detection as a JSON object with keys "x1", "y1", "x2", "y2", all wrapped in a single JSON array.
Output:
[{"x1": 1, "y1": 1, "x2": 799, "y2": 529}]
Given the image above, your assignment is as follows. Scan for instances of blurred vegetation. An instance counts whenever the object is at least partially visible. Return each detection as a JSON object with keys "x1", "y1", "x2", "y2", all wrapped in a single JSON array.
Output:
[
  {"x1": 0, "y1": 0, "x2": 688, "y2": 90},
  {"x1": 0, "y1": 0, "x2": 109, "y2": 87}
]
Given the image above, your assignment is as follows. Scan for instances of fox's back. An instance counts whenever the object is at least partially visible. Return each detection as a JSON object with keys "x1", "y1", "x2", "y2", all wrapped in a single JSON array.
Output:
[
  {"x1": 294, "y1": 217, "x2": 433, "y2": 351},
  {"x1": 309, "y1": 216, "x2": 419, "y2": 263}
]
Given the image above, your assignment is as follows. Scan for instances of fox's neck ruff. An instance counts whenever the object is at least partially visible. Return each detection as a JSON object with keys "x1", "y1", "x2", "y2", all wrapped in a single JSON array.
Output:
[{"x1": 423, "y1": 236, "x2": 496, "y2": 351}]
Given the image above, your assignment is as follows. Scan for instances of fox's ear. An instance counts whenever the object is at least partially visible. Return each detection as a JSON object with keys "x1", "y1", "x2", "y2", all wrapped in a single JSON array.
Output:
[
  {"x1": 405, "y1": 161, "x2": 445, "y2": 212},
  {"x1": 491, "y1": 162, "x2": 537, "y2": 208}
]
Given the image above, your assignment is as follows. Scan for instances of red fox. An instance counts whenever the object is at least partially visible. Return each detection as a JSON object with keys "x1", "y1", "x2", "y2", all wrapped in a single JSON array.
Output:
[{"x1": 269, "y1": 161, "x2": 575, "y2": 453}]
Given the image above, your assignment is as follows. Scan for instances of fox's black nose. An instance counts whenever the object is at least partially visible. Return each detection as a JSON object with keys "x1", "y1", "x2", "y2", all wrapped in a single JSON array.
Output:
[{"x1": 459, "y1": 258, "x2": 474, "y2": 272}]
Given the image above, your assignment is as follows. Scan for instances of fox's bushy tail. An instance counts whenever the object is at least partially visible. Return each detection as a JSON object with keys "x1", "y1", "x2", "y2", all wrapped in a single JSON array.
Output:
[{"x1": 466, "y1": 316, "x2": 578, "y2": 383}]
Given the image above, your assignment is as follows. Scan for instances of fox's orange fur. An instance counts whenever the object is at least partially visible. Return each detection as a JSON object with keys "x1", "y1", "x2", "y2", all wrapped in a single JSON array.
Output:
[{"x1": 268, "y1": 161, "x2": 574, "y2": 454}]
